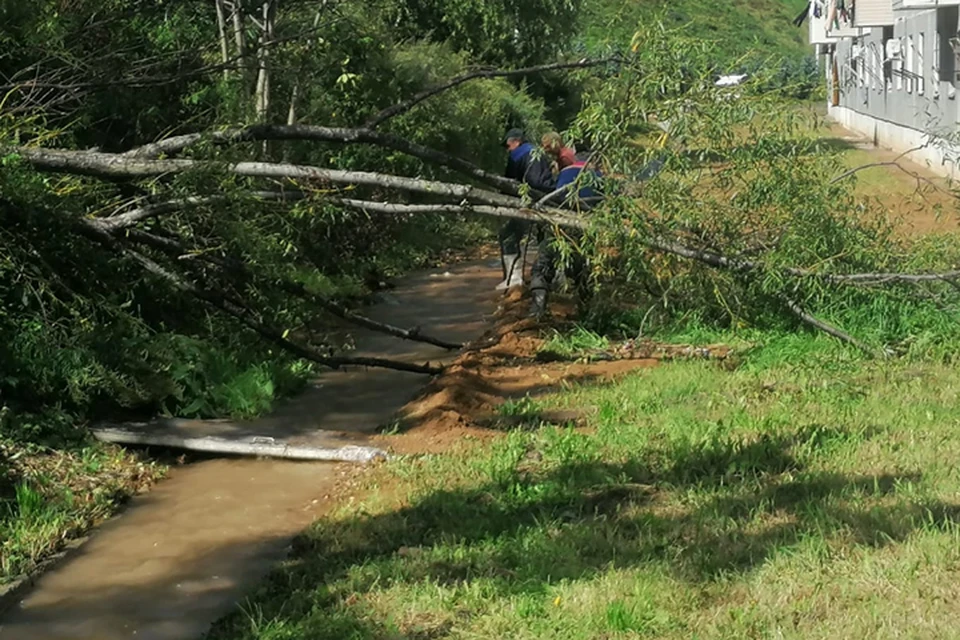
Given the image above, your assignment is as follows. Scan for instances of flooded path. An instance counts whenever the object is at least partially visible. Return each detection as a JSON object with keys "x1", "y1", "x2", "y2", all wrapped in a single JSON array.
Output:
[{"x1": 0, "y1": 258, "x2": 503, "y2": 640}]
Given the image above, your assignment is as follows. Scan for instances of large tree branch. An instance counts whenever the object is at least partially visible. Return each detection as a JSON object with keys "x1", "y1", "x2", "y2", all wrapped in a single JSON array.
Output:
[
  {"x1": 13, "y1": 148, "x2": 525, "y2": 208},
  {"x1": 20, "y1": 145, "x2": 960, "y2": 292},
  {"x1": 331, "y1": 197, "x2": 585, "y2": 228},
  {"x1": 782, "y1": 297, "x2": 881, "y2": 357},
  {"x1": 281, "y1": 279, "x2": 464, "y2": 350},
  {"x1": 98, "y1": 191, "x2": 306, "y2": 231},
  {"x1": 642, "y1": 234, "x2": 960, "y2": 286},
  {"x1": 91, "y1": 190, "x2": 581, "y2": 237},
  {"x1": 364, "y1": 57, "x2": 616, "y2": 129},
  {"x1": 122, "y1": 124, "x2": 523, "y2": 196},
  {"x1": 71, "y1": 217, "x2": 444, "y2": 373}
]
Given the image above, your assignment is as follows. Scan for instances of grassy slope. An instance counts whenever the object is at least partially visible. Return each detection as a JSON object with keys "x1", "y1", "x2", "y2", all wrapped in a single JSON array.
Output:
[
  {"x1": 582, "y1": 0, "x2": 811, "y2": 60},
  {"x1": 209, "y1": 336, "x2": 960, "y2": 639},
  {"x1": 204, "y1": 5, "x2": 960, "y2": 639}
]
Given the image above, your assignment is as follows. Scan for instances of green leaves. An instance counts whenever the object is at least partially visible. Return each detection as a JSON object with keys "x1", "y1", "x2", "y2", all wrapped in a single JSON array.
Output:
[{"x1": 562, "y1": 22, "x2": 960, "y2": 354}]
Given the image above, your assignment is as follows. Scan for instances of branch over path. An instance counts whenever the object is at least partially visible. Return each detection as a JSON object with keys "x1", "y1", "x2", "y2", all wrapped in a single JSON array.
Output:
[
  {"x1": 123, "y1": 124, "x2": 524, "y2": 196},
  {"x1": 15, "y1": 147, "x2": 526, "y2": 209}
]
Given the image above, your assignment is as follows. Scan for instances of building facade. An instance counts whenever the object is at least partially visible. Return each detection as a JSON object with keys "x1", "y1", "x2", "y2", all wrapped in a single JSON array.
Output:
[{"x1": 817, "y1": 0, "x2": 960, "y2": 177}]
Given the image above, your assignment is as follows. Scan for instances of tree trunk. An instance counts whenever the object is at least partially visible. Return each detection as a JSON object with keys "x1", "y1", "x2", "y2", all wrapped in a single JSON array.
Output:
[
  {"x1": 215, "y1": 0, "x2": 231, "y2": 80},
  {"x1": 15, "y1": 147, "x2": 532, "y2": 209},
  {"x1": 287, "y1": 4, "x2": 325, "y2": 128},
  {"x1": 230, "y1": 0, "x2": 247, "y2": 75},
  {"x1": 122, "y1": 123, "x2": 524, "y2": 196},
  {"x1": 254, "y1": 0, "x2": 276, "y2": 124},
  {"x1": 91, "y1": 427, "x2": 389, "y2": 463},
  {"x1": 286, "y1": 83, "x2": 300, "y2": 125}
]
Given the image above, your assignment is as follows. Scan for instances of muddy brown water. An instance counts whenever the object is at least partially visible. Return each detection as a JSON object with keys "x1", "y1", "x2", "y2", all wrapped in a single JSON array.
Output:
[{"x1": 0, "y1": 258, "x2": 504, "y2": 640}]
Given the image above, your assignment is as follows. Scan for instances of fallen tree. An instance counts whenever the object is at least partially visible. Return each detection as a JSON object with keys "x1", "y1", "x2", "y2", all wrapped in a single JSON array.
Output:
[
  {"x1": 92, "y1": 426, "x2": 388, "y2": 462},
  {"x1": 5, "y1": 30, "x2": 960, "y2": 391},
  {"x1": 16, "y1": 134, "x2": 960, "y2": 362}
]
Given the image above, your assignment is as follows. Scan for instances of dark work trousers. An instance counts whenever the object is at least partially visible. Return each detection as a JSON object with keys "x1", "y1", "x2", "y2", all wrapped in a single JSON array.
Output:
[
  {"x1": 498, "y1": 218, "x2": 530, "y2": 257},
  {"x1": 529, "y1": 227, "x2": 590, "y2": 317}
]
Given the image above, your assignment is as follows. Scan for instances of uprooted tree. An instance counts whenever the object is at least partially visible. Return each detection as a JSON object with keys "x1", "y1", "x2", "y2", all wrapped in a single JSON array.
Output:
[{"x1": 2, "y1": 3, "x2": 959, "y2": 435}]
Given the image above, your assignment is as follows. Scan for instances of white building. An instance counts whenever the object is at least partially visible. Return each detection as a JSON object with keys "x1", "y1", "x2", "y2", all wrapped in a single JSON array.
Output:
[{"x1": 817, "y1": 0, "x2": 960, "y2": 177}]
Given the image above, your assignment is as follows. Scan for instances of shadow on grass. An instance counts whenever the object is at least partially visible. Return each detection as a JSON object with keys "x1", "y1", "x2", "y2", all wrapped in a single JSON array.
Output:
[{"x1": 202, "y1": 422, "x2": 960, "y2": 638}]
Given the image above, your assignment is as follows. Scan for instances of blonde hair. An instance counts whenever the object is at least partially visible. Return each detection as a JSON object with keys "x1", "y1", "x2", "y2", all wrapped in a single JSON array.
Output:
[{"x1": 541, "y1": 131, "x2": 563, "y2": 152}]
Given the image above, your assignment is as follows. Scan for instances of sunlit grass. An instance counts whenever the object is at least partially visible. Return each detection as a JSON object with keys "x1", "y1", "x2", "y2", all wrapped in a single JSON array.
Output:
[
  {"x1": 0, "y1": 442, "x2": 162, "y2": 582},
  {"x1": 209, "y1": 334, "x2": 960, "y2": 639}
]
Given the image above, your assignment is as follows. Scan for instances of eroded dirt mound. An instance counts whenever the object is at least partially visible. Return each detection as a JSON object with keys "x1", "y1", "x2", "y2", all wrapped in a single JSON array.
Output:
[{"x1": 375, "y1": 289, "x2": 659, "y2": 454}]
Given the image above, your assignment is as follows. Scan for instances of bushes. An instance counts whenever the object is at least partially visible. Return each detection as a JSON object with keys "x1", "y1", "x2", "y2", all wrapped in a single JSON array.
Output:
[{"x1": 561, "y1": 24, "x2": 960, "y2": 357}]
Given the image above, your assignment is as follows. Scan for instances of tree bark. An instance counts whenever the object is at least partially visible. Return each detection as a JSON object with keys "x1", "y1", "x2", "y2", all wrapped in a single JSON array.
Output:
[
  {"x1": 286, "y1": 83, "x2": 300, "y2": 126},
  {"x1": 92, "y1": 427, "x2": 388, "y2": 463},
  {"x1": 230, "y1": 0, "x2": 248, "y2": 81},
  {"x1": 122, "y1": 124, "x2": 523, "y2": 196},
  {"x1": 215, "y1": 0, "x2": 231, "y2": 80},
  {"x1": 14, "y1": 147, "x2": 528, "y2": 208},
  {"x1": 254, "y1": 0, "x2": 276, "y2": 123}
]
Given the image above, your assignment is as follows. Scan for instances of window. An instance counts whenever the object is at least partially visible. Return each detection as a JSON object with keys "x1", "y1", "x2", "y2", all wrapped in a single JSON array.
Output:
[
  {"x1": 883, "y1": 26, "x2": 894, "y2": 92},
  {"x1": 907, "y1": 35, "x2": 915, "y2": 93},
  {"x1": 918, "y1": 32, "x2": 925, "y2": 95}
]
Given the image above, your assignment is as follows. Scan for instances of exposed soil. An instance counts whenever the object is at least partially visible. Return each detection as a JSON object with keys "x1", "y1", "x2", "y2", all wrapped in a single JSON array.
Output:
[{"x1": 373, "y1": 287, "x2": 726, "y2": 456}]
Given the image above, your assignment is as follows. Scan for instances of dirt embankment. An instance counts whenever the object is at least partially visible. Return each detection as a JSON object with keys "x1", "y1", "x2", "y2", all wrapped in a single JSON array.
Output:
[{"x1": 372, "y1": 288, "x2": 729, "y2": 456}]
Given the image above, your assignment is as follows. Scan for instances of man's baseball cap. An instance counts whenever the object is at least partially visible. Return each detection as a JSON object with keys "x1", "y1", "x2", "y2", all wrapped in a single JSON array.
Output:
[{"x1": 502, "y1": 128, "x2": 525, "y2": 145}]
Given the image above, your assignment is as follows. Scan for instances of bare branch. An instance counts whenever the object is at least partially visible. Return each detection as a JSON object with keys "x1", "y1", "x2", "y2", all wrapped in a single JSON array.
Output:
[
  {"x1": 642, "y1": 234, "x2": 960, "y2": 286},
  {"x1": 13, "y1": 147, "x2": 525, "y2": 208},
  {"x1": 114, "y1": 220, "x2": 464, "y2": 351},
  {"x1": 112, "y1": 242, "x2": 444, "y2": 375},
  {"x1": 282, "y1": 279, "x2": 464, "y2": 350},
  {"x1": 122, "y1": 124, "x2": 524, "y2": 196},
  {"x1": 782, "y1": 297, "x2": 881, "y2": 357},
  {"x1": 99, "y1": 191, "x2": 306, "y2": 231},
  {"x1": 822, "y1": 270, "x2": 960, "y2": 284},
  {"x1": 829, "y1": 145, "x2": 953, "y2": 198},
  {"x1": 332, "y1": 197, "x2": 585, "y2": 228}
]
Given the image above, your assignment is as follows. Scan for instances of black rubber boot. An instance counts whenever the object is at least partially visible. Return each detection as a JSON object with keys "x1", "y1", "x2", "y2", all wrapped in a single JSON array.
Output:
[{"x1": 530, "y1": 287, "x2": 549, "y2": 319}]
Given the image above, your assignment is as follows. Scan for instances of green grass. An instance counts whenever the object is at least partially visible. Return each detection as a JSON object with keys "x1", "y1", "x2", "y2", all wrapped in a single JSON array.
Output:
[
  {"x1": 0, "y1": 441, "x2": 162, "y2": 582},
  {"x1": 540, "y1": 325, "x2": 609, "y2": 358},
  {"x1": 582, "y1": 0, "x2": 811, "y2": 61},
  {"x1": 208, "y1": 333, "x2": 960, "y2": 639}
]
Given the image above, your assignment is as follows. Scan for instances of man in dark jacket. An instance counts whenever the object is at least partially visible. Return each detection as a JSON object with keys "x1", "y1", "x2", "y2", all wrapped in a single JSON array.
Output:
[{"x1": 496, "y1": 128, "x2": 555, "y2": 291}]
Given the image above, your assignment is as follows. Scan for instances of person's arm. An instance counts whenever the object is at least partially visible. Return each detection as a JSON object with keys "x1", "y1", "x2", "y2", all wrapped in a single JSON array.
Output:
[
  {"x1": 544, "y1": 167, "x2": 576, "y2": 207},
  {"x1": 527, "y1": 155, "x2": 556, "y2": 192},
  {"x1": 505, "y1": 155, "x2": 519, "y2": 180}
]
